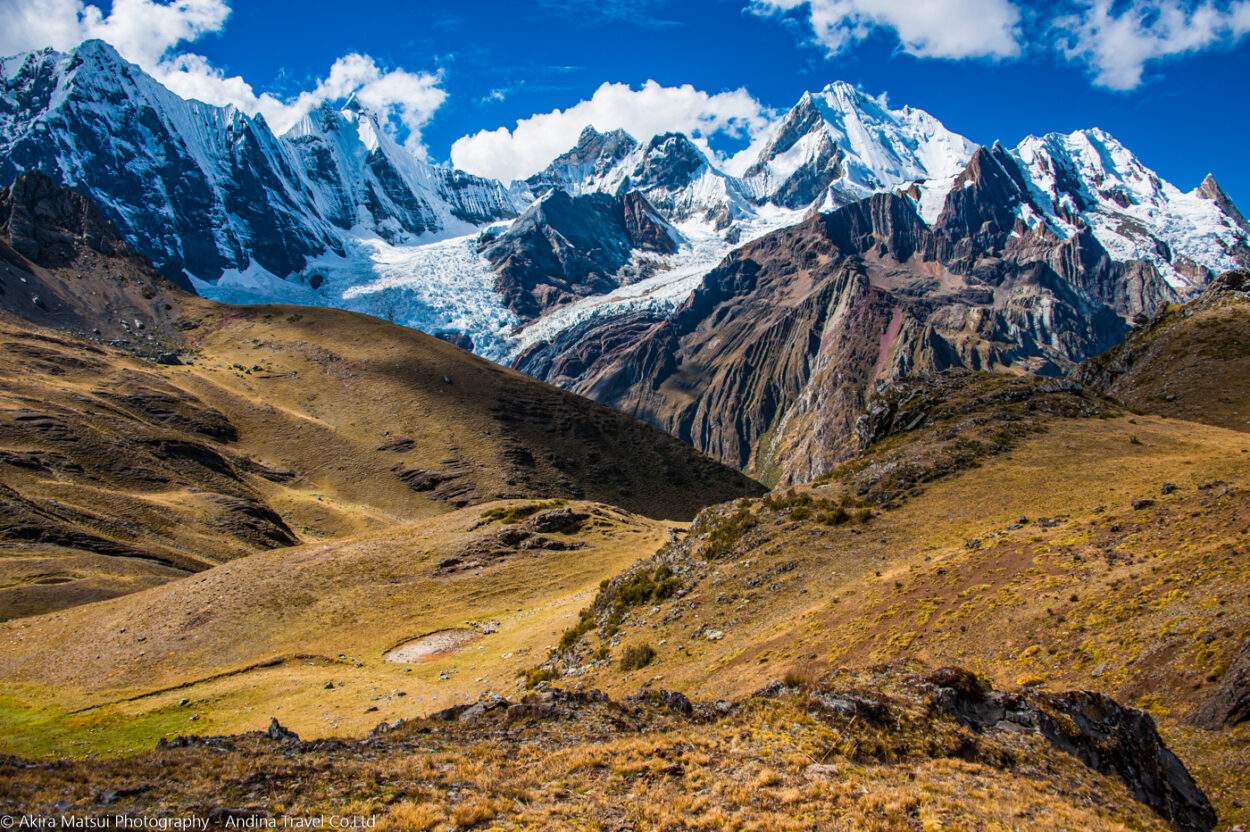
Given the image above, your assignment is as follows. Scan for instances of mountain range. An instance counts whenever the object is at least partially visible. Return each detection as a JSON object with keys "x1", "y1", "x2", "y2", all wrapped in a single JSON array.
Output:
[{"x1": 4, "y1": 40, "x2": 1248, "y2": 483}]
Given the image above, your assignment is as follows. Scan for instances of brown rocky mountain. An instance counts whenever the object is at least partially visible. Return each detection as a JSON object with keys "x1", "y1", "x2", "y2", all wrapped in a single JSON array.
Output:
[
  {"x1": 518, "y1": 146, "x2": 1154, "y2": 484},
  {"x1": 0, "y1": 172, "x2": 762, "y2": 620},
  {"x1": 0, "y1": 170, "x2": 188, "y2": 342}
]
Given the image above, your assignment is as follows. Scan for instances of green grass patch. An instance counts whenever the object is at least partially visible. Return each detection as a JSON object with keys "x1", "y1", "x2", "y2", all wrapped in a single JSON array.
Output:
[
  {"x1": 481, "y1": 500, "x2": 567, "y2": 525},
  {"x1": 0, "y1": 689, "x2": 208, "y2": 759}
]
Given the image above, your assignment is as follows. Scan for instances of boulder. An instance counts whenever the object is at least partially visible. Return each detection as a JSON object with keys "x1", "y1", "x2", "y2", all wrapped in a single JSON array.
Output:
[
  {"x1": 528, "y1": 507, "x2": 589, "y2": 534},
  {"x1": 265, "y1": 717, "x2": 299, "y2": 742}
]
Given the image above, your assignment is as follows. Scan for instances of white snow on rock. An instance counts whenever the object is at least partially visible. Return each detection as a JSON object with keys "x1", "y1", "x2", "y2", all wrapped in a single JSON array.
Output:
[
  {"x1": 1012, "y1": 128, "x2": 1246, "y2": 292},
  {"x1": 512, "y1": 205, "x2": 805, "y2": 357}
]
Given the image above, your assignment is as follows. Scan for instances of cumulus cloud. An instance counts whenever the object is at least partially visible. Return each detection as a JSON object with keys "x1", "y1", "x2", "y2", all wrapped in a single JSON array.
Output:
[
  {"x1": 0, "y1": 0, "x2": 446, "y2": 149},
  {"x1": 158, "y1": 52, "x2": 446, "y2": 145},
  {"x1": 1054, "y1": 0, "x2": 1250, "y2": 90},
  {"x1": 754, "y1": 0, "x2": 1250, "y2": 90},
  {"x1": 450, "y1": 80, "x2": 774, "y2": 183},
  {"x1": 0, "y1": 0, "x2": 229, "y2": 64},
  {"x1": 750, "y1": 0, "x2": 1023, "y2": 59}
]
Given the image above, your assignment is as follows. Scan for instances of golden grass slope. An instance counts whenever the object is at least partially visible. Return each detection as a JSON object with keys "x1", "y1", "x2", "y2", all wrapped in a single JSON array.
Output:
[
  {"x1": 534, "y1": 377, "x2": 1250, "y2": 826},
  {"x1": 0, "y1": 300, "x2": 759, "y2": 620},
  {"x1": 0, "y1": 499, "x2": 675, "y2": 756}
]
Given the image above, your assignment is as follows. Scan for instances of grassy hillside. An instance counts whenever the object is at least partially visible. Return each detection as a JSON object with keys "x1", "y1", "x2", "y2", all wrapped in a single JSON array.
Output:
[
  {"x1": 0, "y1": 302, "x2": 760, "y2": 620},
  {"x1": 0, "y1": 499, "x2": 676, "y2": 756},
  {"x1": 5, "y1": 369, "x2": 1242, "y2": 828},
  {"x1": 1, "y1": 668, "x2": 1195, "y2": 832},
  {"x1": 531, "y1": 373, "x2": 1250, "y2": 826},
  {"x1": 1075, "y1": 269, "x2": 1250, "y2": 432}
]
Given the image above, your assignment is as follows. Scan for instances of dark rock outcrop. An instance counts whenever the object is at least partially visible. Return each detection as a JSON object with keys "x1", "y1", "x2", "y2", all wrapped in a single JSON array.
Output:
[
  {"x1": 0, "y1": 170, "x2": 189, "y2": 340},
  {"x1": 207, "y1": 495, "x2": 299, "y2": 549},
  {"x1": 527, "y1": 507, "x2": 589, "y2": 534},
  {"x1": 265, "y1": 717, "x2": 300, "y2": 742},
  {"x1": 480, "y1": 189, "x2": 675, "y2": 319},
  {"x1": 927, "y1": 667, "x2": 1216, "y2": 832},
  {"x1": 392, "y1": 462, "x2": 477, "y2": 506},
  {"x1": 1, "y1": 167, "x2": 132, "y2": 267}
]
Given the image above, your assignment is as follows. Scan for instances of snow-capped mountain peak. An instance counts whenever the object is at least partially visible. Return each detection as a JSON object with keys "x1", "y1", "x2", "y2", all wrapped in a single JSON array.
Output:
[
  {"x1": 524, "y1": 125, "x2": 639, "y2": 196},
  {"x1": 1, "y1": 40, "x2": 521, "y2": 288},
  {"x1": 742, "y1": 81, "x2": 978, "y2": 217},
  {"x1": 1011, "y1": 127, "x2": 1248, "y2": 291}
]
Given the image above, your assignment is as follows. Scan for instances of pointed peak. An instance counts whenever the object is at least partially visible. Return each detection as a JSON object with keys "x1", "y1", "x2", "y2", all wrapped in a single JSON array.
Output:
[
  {"x1": 820, "y1": 80, "x2": 860, "y2": 97},
  {"x1": 1196, "y1": 173, "x2": 1250, "y2": 234},
  {"x1": 573, "y1": 125, "x2": 636, "y2": 153},
  {"x1": 341, "y1": 94, "x2": 386, "y2": 123},
  {"x1": 71, "y1": 39, "x2": 128, "y2": 66},
  {"x1": 647, "y1": 131, "x2": 692, "y2": 147},
  {"x1": 1198, "y1": 173, "x2": 1224, "y2": 195},
  {"x1": 787, "y1": 90, "x2": 823, "y2": 120},
  {"x1": 642, "y1": 132, "x2": 704, "y2": 160},
  {"x1": 600, "y1": 127, "x2": 636, "y2": 143},
  {"x1": 309, "y1": 100, "x2": 343, "y2": 131},
  {"x1": 1058, "y1": 126, "x2": 1129, "y2": 154}
]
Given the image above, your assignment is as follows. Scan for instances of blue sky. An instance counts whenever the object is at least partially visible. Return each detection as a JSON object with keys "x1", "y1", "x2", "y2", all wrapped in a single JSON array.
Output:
[{"x1": 3, "y1": 0, "x2": 1249, "y2": 207}]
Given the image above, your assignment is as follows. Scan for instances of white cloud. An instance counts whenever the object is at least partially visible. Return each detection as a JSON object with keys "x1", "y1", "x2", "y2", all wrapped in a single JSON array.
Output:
[
  {"x1": 450, "y1": 80, "x2": 775, "y2": 183},
  {"x1": 157, "y1": 51, "x2": 446, "y2": 146},
  {"x1": 0, "y1": 0, "x2": 446, "y2": 149},
  {"x1": 1054, "y1": 0, "x2": 1250, "y2": 90},
  {"x1": 0, "y1": 0, "x2": 229, "y2": 67},
  {"x1": 750, "y1": 0, "x2": 1023, "y2": 59}
]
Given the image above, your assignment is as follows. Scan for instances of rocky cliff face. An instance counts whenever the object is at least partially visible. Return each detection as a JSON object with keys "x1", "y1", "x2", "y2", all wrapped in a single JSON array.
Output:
[
  {"x1": 503, "y1": 99, "x2": 1247, "y2": 487},
  {"x1": 282, "y1": 100, "x2": 518, "y2": 244},
  {"x1": 0, "y1": 41, "x2": 335, "y2": 282},
  {"x1": 927, "y1": 144, "x2": 1177, "y2": 320},
  {"x1": 519, "y1": 181, "x2": 1134, "y2": 484},
  {"x1": 479, "y1": 189, "x2": 676, "y2": 319},
  {"x1": 0, "y1": 41, "x2": 518, "y2": 287},
  {"x1": 0, "y1": 170, "x2": 186, "y2": 342}
]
